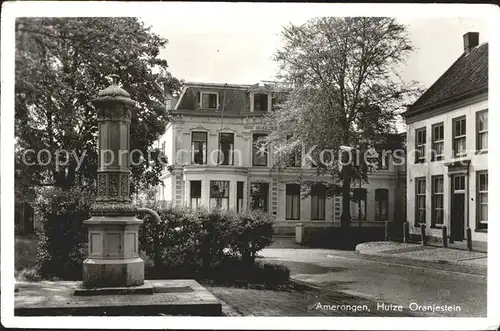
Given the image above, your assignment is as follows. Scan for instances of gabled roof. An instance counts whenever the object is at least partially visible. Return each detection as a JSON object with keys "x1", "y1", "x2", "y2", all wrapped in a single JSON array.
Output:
[{"x1": 405, "y1": 43, "x2": 488, "y2": 116}]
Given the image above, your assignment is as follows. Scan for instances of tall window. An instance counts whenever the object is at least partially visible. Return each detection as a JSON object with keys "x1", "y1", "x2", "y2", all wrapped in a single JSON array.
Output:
[
  {"x1": 453, "y1": 116, "x2": 466, "y2": 157},
  {"x1": 218, "y1": 133, "x2": 234, "y2": 165},
  {"x1": 285, "y1": 184, "x2": 301, "y2": 220},
  {"x1": 250, "y1": 183, "x2": 269, "y2": 212},
  {"x1": 190, "y1": 181, "x2": 202, "y2": 209},
  {"x1": 311, "y1": 184, "x2": 326, "y2": 220},
  {"x1": 415, "y1": 128, "x2": 426, "y2": 163},
  {"x1": 415, "y1": 177, "x2": 426, "y2": 225},
  {"x1": 351, "y1": 188, "x2": 367, "y2": 221},
  {"x1": 477, "y1": 171, "x2": 488, "y2": 230},
  {"x1": 252, "y1": 133, "x2": 268, "y2": 166},
  {"x1": 375, "y1": 189, "x2": 389, "y2": 222},
  {"x1": 432, "y1": 122, "x2": 444, "y2": 161},
  {"x1": 210, "y1": 181, "x2": 229, "y2": 210},
  {"x1": 476, "y1": 110, "x2": 488, "y2": 152},
  {"x1": 253, "y1": 93, "x2": 268, "y2": 111},
  {"x1": 191, "y1": 132, "x2": 207, "y2": 165},
  {"x1": 237, "y1": 181, "x2": 244, "y2": 213},
  {"x1": 431, "y1": 176, "x2": 444, "y2": 227},
  {"x1": 200, "y1": 92, "x2": 218, "y2": 109}
]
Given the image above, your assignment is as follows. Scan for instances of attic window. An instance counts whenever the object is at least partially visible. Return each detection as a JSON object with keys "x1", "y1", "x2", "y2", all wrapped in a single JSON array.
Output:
[
  {"x1": 200, "y1": 92, "x2": 218, "y2": 109},
  {"x1": 253, "y1": 93, "x2": 268, "y2": 112}
]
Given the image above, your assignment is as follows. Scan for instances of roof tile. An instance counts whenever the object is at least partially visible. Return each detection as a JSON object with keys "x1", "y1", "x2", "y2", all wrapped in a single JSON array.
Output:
[{"x1": 407, "y1": 43, "x2": 488, "y2": 115}]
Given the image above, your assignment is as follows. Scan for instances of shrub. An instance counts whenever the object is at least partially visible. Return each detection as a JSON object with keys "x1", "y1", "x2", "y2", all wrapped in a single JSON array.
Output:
[
  {"x1": 196, "y1": 208, "x2": 237, "y2": 267},
  {"x1": 17, "y1": 268, "x2": 42, "y2": 282},
  {"x1": 138, "y1": 203, "x2": 277, "y2": 282},
  {"x1": 230, "y1": 209, "x2": 273, "y2": 263},
  {"x1": 259, "y1": 262, "x2": 290, "y2": 285},
  {"x1": 33, "y1": 186, "x2": 93, "y2": 280},
  {"x1": 138, "y1": 201, "x2": 203, "y2": 275}
]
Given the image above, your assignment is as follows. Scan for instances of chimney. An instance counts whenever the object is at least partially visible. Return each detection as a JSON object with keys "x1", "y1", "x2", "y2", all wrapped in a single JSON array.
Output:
[{"x1": 463, "y1": 32, "x2": 479, "y2": 54}]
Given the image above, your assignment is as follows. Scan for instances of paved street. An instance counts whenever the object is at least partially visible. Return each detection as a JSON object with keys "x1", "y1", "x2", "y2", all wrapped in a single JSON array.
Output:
[{"x1": 259, "y1": 248, "x2": 487, "y2": 317}]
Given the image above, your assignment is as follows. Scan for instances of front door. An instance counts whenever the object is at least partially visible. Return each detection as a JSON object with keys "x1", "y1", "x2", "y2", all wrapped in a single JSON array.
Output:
[
  {"x1": 451, "y1": 174, "x2": 466, "y2": 241},
  {"x1": 451, "y1": 193, "x2": 465, "y2": 241}
]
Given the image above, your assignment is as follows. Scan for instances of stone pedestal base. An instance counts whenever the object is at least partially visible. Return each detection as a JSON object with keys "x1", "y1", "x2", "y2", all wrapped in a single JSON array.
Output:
[
  {"x1": 82, "y1": 215, "x2": 144, "y2": 288},
  {"x1": 75, "y1": 280, "x2": 153, "y2": 296},
  {"x1": 83, "y1": 257, "x2": 144, "y2": 288}
]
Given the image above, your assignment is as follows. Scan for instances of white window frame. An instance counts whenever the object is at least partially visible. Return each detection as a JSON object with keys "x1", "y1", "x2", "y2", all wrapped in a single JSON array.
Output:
[
  {"x1": 431, "y1": 176, "x2": 444, "y2": 227},
  {"x1": 375, "y1": 188, "x2": 389, "y2": 222},
  {"x1": 477, "y1": 171, "x2": 488, "y2": 228},
  {"x1": 415, "y1": 127, "x2": 426, "y2": 163},
  {"x1": 453, "y1": 116, "x2": 467, "y2": 157},
  {"x1": 311, "y1": 184, "x2": 326, "y2": 221},
  {"x1": 250, "y1": 182, "x2": 270, "y2": 213},
  {"x1": 415, "y1": 177, "x2": 426, "y2": 225},
  {"x1": 190, "y1": 180, "x2": 202, "y2": 209},
  {"x1": 217, "y1": 132, "x2": 235, "y2": 166},
  {"x1": 252, "y1": 133, "x2": 268, "y2": 166},
  {"x1": 476, "y1": 110, "x2": 488, "y2": 152},
  {"x1": 251, "y1": 92, "x2": 271, "y2": 112},
  {"x1": 285, "y1": 184, "x2": 301, "y2": 220},
  {"x1": 191, "y1": 131, "x2": 208, "y2": 165},
  {"x1": 200, "y1": 91, "x2": 219, "y2": 109},
  {"x1": 432, "y1": 122, "x2": 444, "y2": 161},
  {"x1": 210, "y1": 180, "x2": 230, "y2": 211}
]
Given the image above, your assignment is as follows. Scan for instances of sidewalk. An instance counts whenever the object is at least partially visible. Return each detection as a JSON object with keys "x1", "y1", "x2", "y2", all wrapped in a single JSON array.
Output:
[{"x1": 355, "y1": 241, "x2": 487, "y2": 271}]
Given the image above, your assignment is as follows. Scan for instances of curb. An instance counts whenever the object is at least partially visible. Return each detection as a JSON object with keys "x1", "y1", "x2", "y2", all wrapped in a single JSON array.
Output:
[{"x1": 354, "y1": 248, "x2": 487, "y2": 276}]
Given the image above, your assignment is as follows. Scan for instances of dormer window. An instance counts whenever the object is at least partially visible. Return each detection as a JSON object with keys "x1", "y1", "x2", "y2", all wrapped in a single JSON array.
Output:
[
  {"x1": 253, "y1": 93, "x2": 269, "y2": 112},
  {"x1": 200, "y1": 92, "x2": 218, "y2": 109}
]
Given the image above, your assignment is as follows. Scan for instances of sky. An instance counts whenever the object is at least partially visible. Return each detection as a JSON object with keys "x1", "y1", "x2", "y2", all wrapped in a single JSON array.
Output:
[{"x1": 140, "y1": 5, "x2": 490, "y2": 91}]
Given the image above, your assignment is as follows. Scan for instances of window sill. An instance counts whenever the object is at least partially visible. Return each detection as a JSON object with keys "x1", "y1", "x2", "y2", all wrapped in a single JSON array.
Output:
[
  {"x1": 475, "y1": 228, "x2": 487, "y2": 233},
  {"x1": 475, "y1": 150, "x2": 488, "y2": 155}
]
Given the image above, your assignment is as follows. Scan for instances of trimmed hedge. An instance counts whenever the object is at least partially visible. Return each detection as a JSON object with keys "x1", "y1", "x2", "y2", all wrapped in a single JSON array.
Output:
[
  {"x1": 30, "y1": 191, "x2": 284, "y2": 284},
  {"x1": 137, "y1": 202, "x2": 276, "y2": 279}
]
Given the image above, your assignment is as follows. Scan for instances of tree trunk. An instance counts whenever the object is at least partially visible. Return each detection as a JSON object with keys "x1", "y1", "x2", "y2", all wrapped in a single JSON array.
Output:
[
  {"x1": 340, "y1": 130, "x2": 351, "y2": 229},
  {"x1": 340, "y1": 167, "x2": 351, "y2": 229}
]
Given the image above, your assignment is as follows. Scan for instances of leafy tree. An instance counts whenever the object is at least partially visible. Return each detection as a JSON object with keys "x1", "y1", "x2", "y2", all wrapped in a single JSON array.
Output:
[
  {"x1": 264, "y1": 17, "x2": 420, "y2": 228},
  {"x1": 15, "y1": 17, "x2": 182, "y2": 200}
]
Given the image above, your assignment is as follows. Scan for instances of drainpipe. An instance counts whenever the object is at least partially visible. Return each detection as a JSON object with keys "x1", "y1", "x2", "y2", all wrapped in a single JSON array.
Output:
[
  {"x1": 217, "y1": 83, "x2": 228, "y2": 166},
  {"x1": 466, "y1": 164, "x2": 472, "y2": 250}
]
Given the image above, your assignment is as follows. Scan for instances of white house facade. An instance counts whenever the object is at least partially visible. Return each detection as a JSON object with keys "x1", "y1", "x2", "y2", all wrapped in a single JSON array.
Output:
[
  {"x1": 404, "y1": 33, "x2": 488, "y2": 247},
  {"x1": 156, "y1": 81, "x2": 406, "y2": 235}
]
